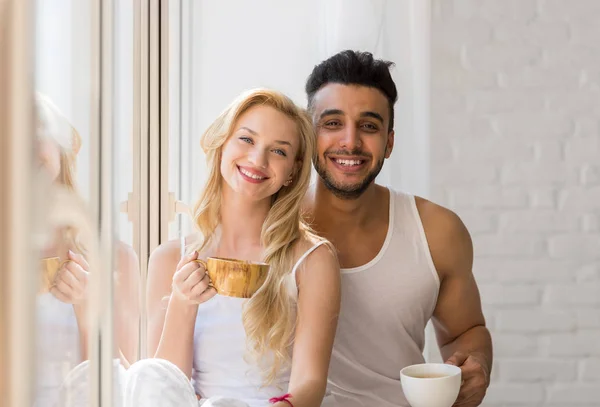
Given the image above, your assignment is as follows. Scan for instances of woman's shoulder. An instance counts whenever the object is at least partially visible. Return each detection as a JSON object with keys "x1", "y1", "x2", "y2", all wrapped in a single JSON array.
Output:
[
  {"x1": 147, "y1": 234, "x2": 204, "y2": 278},
  {"x1": 291, "y1": 233, "x2": 340, "y2": 293},
  {"x1": 115, "y1": 240, "x2": 138, "y2": 268},
  {"x1": 149, "y1": 239, "x2": 181, "y2": 265},
  {"x1": 292, "y1": 231, "x2": 338, "y2": 269}
]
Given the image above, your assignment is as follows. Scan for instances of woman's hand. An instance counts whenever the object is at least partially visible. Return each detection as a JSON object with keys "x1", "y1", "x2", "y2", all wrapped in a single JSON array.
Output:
[
  {"x1": 171, "y1": 251, "x2": 217, "y2": 305},
  {"x1": 50, "y1": 250, "x2": 89, "y2": 305}
]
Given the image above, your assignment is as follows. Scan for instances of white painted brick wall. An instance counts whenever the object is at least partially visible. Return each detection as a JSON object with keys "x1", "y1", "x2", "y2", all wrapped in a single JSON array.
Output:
[{"x1": 432, "y1": 1, "x2": 600, "y2": 405}]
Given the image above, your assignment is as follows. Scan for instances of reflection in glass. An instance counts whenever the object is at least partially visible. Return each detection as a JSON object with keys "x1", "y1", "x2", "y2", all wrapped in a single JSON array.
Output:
[
  {"x1": 33, "y1": 92, "x2": 140, "y2": 407},
  {"x1": 33, "y1": 93, "x2": 92, "y2": 407},
  {"x1": 114, "y1": 0, "x2": 140, "y2": 370},
  {"x1": 32, "y1": 1, "x2": 142, "y2": 405}
]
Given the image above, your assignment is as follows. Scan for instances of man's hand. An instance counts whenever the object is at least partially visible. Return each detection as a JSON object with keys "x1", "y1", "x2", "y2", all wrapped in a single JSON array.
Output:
[{"x1": 446, "y1": 351, "x2": 490, "y2": 407}]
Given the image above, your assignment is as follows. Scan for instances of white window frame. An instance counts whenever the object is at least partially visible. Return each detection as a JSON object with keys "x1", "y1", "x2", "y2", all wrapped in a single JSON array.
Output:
[{"x1": 0, "y1": 1, "x2": 36, "y2": 405}]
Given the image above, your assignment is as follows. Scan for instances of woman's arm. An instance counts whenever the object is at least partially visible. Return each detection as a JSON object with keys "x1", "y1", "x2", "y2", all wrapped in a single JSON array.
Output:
[
  {"x1": 147, "y1": 242, "x2": 216, "y2": 378},
  {"x1": 276, "y1": 243, "x2": 341, "y2": 407},
  {"x1": 50, "y1": 250, "x2": 90, "y2": 362},
  {"x1": 114, "y1": 242, "x2": 141, "y2": 365},
  {"x1": 146, "y1": 240, "x2": 195, "y2": 372},
  {"x1": 146, "y1": 241, "x2": 181, "y2": 358}
]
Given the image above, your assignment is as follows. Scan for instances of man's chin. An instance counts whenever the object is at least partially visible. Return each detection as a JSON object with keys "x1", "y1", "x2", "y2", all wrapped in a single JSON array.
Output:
[
  {"x1": 322, "y1": 179, "x2": 371, "y2": 200},
  {"x1": 314, "y1": 160, "x2": 382, "y2": 199}
]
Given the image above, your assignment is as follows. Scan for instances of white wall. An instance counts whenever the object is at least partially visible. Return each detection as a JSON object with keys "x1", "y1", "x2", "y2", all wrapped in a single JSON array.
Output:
[{"x1": 432, "y1": 1, "x2": 600, "y2": 405}]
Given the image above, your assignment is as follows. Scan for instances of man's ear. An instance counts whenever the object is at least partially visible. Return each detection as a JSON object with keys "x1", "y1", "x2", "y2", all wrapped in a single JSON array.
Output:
[{"x1": 385, "y1": 130, "x2": 395, "y2": 159}]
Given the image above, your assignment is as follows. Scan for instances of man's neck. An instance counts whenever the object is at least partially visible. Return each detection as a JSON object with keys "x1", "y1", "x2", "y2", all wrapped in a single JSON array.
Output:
[{"x1": 306, "y1": 179, "x2": 385, "y2": 234}]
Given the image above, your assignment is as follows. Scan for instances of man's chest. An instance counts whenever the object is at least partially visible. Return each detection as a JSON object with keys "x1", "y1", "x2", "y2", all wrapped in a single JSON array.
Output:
[{"x1": 330, "y1": 226, "x2": 388, "y2": 269}]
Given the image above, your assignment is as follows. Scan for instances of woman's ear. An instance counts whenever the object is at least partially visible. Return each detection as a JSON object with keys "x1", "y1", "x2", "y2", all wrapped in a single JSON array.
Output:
[{"x1": 284, "y1": 160, "x2": 302, "y2": 187}]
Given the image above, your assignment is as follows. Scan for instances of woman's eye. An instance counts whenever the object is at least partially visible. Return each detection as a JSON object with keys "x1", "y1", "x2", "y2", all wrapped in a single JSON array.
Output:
[
  {"x1": 273, "y1": 149, "x2": 287, "y2": 157},
  {"x1": 239, "y1": 136, "x2": 253, "y2": 144}
]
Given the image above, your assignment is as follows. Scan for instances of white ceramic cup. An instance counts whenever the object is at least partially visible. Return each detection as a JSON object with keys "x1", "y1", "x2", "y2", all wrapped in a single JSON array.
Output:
[{"x1": 400, "y1": 363, "x2": 462, "y2": 407}]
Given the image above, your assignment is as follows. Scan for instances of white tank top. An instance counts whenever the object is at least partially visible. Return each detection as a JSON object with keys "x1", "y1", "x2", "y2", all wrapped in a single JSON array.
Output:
[
  {"x1": 191, "y1": 240, "x2": 329, "y2": 407},
  {"x1": 328, "y1": 189, "x2": 440, "y2": 407},
  {"x1": 34, "y1": 293, "x2": 81, "y2": 407}
]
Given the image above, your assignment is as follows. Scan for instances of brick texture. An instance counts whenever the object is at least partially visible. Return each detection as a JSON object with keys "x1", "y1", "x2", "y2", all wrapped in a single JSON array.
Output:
[{"x1": 432, "y1": 0, "x2": 600, "y2": 405}]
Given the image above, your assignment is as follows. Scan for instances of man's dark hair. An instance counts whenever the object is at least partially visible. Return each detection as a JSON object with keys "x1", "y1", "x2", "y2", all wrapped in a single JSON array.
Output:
[{"x1": 305, "y1": 50, "x2": 398, "y2": 132}]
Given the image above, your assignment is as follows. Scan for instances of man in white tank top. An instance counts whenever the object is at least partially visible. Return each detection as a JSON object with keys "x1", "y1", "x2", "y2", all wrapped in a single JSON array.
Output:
[{"x1": 303, "y1": 50, "x2": 493, "y2": 407}]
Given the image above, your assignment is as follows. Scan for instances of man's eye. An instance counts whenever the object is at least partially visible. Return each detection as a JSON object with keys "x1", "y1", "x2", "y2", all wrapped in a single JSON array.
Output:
[{"x1": 362, "y1": 123, "x2": 378, "y2": 131}]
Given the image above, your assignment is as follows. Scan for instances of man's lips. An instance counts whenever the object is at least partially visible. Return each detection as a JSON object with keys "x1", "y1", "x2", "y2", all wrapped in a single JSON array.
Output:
[{"x1": 328, "y1": 156, "x2": 369, "y2": 172}]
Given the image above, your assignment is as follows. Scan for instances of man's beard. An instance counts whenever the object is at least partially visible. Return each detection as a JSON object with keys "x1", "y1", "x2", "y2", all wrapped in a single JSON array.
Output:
[{"x1": 314, "y1": 152, "x2": 384, "y2": 200}]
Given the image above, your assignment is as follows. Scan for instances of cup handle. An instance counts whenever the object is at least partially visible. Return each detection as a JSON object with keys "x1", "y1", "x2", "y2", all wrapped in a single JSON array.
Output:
[
  {"x1": 193, "y1": 259, "x2": 214, "y2": 289},
  {"x1": 193, "y1": 259, "x2": 207, "y2": 269}
]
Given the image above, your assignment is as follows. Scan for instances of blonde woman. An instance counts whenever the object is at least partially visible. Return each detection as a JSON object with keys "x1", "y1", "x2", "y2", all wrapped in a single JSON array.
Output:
[
  {"x1": 34, "y1": 93, "x2": 139, "y2": 407},
  {"x1": 125, "y1": 89, "x2": 341, "y2": 407}
]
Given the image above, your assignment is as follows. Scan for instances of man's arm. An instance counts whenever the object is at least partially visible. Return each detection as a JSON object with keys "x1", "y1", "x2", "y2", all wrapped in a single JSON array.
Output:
[{"x1": 416, "y1": 197, "x2": 492, "y2": 407}]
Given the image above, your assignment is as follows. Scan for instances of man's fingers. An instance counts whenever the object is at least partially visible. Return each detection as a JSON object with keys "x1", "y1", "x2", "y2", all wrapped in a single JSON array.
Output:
[
  {"x1": 460, "y1": 355, "x2": 489, "y2": 386},
  {"x1": 446, "y1": 351, "x2": 469, "y2": 367},
  {"x1": 453, "y1": 364, "x2": 488, "y2": 406}
]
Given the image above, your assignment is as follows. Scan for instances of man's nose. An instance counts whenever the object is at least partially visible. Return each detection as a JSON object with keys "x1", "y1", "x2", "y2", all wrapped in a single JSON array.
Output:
[{"x1": 339, "y1": 126, "x2": 361, "y2": 151}]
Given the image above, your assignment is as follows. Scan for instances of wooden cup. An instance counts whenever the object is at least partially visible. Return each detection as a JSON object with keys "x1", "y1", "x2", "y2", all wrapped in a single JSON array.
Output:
[{"x1": 195, "y1": 257, "x2": 269, "y2": 298}]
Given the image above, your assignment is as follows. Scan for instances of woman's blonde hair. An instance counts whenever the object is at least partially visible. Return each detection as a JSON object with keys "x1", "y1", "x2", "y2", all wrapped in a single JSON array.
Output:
[
  {"x1": 35, "y1": 93, "x2": 85, "y2": 255},
  {"x1": 189, "y1": 88, "x2": 318, "y2": 384}
]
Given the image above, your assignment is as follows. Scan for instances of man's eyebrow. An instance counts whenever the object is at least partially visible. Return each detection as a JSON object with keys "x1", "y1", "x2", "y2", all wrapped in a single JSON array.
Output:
[
  {"x1": 319, "y1": 109, "x2": 384, "y2": 124},
  {"x1": 319, "y1": 109, "x2": 344, "y2": 119},
  {"x1": 360, "y1": 111, "x2": 384, "y2": 123}
]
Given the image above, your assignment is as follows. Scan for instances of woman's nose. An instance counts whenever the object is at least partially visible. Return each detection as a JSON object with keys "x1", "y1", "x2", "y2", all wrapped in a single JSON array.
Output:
[{"x1": 248, "y1": 149, "x2": 267, "y2": 168}]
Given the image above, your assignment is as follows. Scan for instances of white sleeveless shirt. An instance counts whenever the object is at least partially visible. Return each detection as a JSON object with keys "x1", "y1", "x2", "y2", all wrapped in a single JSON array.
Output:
[
  {"x1": 34, "y1": 294, "x2": 81, "y2": 407},
  {"x1": 191, "y1": 240, "x2": 329, "y2": 407},
  {"x1": 328, "y1": 189, "x2": 440, "y2": 407}
]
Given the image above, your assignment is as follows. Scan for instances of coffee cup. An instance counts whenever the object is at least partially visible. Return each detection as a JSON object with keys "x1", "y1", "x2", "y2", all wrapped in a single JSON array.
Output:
[
  {"x1": 195, "y1": 257, "x2": 269, "y2": 298},
  {"x1": 40, "y1": 257, "x2": 66, "y2": 292},
  {"x1": 400, "y1": 363, "x2": 461, "y2": 407}
]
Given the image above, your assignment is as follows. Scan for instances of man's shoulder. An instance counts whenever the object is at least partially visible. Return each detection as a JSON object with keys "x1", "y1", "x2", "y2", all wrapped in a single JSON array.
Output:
[
  {"x1": 413, "y1": 196, "x2": 459, "y2": 226},
  {"x1": 412, "y1": 195, "x2": 473, "y2": 278},
  {"x1": 385, "y1": 188, "x2": 469, "y2": 246}
]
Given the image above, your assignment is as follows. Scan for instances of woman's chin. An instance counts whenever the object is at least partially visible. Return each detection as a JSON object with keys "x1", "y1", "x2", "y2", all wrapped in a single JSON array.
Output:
[
  {"x1": 239, "y1": 188, "x2": 277, "y2": 203},
  {"x1": 224, "y1": 179, "x2": 280, "y2": 202}
]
